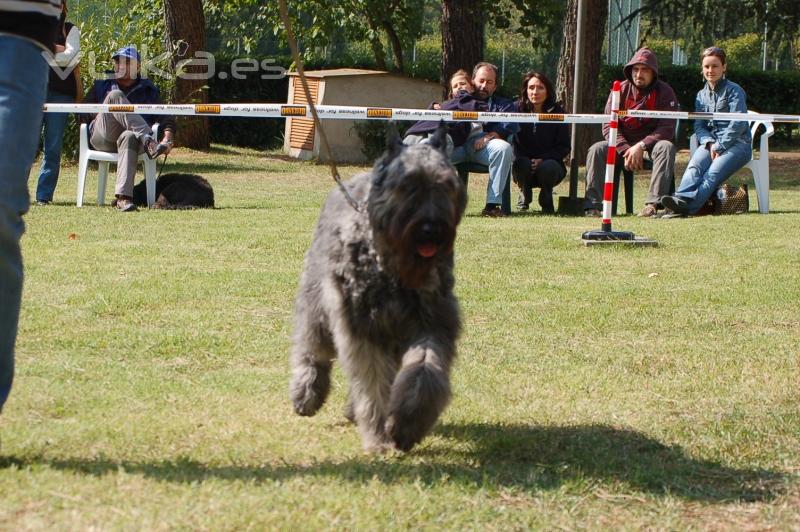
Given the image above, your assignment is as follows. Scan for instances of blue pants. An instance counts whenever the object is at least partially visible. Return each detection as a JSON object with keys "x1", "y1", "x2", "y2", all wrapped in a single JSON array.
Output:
[
  {"x1": 461, "y1": 136, "x2": 514, "y2": 206},
  {"x1": 676, "y1": 141, "x2": 751, "y2": 214},
  {"x1": 0, "y1": 36, "x2": 48, "y2": 412},
  {"x1": 36, "y1": 90, "x2": 74, "y2": 202}
]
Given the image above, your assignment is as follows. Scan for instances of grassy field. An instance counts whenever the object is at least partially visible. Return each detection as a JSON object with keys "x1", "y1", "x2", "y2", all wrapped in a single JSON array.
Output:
[{"x1": 1, "y1": 145, "x2": 798, "y2": 529}]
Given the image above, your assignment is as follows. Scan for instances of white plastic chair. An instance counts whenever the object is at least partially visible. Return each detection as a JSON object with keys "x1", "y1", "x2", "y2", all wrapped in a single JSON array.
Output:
[
  {"x1": 689, "y1": 111, "x2": 775, "y2": 213},
  {"x1": 76, "y1": 123, "x2": 159, "y2": 207}
]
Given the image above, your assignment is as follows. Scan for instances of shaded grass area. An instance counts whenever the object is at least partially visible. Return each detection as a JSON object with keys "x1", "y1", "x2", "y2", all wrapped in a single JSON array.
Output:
[{"x1": 1, "y1": 146, "x2": 798, "y2": 528}]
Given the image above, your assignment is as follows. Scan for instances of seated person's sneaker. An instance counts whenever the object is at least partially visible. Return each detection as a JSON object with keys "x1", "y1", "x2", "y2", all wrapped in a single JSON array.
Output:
[
  {"x1": 659, "y1": 208, "x2": 685, "y2": 219},
  {"x1": 144, "y1": 136, "x2": 170, "y2": 159},
  {"x1": 584, "y1": 208, "x2": 601, "y2": 217},
  {"x1": 114, "y1": 196, "x2": 138, "y2": 212},
  {"x1": 660, "y1": 195, "x2": 689, "y2": 214}
]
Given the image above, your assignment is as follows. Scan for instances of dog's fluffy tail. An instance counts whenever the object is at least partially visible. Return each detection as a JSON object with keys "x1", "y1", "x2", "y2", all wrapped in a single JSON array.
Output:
[{"x1": 385, "y1": 344, "x2": 452, "y2": 451}]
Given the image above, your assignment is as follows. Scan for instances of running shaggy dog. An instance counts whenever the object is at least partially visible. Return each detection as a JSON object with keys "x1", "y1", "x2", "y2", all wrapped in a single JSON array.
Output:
[{"x1": 289, "y1": 124, "x2": 467, "y2": 452}]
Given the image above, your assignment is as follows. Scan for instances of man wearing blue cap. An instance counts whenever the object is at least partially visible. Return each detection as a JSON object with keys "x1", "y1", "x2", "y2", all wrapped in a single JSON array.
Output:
[{"x1": 81, "y1": 45, "x2": 176, "y2": 212}]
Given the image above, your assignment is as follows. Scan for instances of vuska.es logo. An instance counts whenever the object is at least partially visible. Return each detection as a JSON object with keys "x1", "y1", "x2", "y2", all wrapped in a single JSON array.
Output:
[{"x1": 42, "y1": 43, "x2": 287, "y2": 82}]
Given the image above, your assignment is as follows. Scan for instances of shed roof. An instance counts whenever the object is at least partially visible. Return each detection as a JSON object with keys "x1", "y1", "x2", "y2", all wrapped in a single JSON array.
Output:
[{"x1": 286, "y1": 68, "x2": 389, "y2": 78}]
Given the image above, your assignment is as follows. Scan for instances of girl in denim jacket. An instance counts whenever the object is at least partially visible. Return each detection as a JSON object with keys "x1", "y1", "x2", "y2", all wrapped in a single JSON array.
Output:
[{"x1": 661, "y1": 47, "x2": 752, "y2": 216}]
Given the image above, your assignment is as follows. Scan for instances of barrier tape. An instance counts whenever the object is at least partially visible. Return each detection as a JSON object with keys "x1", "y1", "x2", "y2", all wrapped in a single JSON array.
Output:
[
  {"x1": 622, "y1": 109, "x2": 800, "y2": 123},
  {"x1": 39, "y1": 103, "x2": 612, "y2": 124},
  {"x1": 41, "y1": 102, "x2": 800, "y2": 124}
]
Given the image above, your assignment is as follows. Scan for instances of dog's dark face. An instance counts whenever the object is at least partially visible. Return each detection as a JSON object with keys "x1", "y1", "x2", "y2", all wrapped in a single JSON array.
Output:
[{"x1": 368, "y1": 124, "x2": 467, "y2": 289}]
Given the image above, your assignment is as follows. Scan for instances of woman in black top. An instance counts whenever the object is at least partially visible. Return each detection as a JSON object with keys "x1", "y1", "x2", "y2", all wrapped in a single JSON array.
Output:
[{"x1": 512, "y1": 71, "x2": 570, "y2": 213}]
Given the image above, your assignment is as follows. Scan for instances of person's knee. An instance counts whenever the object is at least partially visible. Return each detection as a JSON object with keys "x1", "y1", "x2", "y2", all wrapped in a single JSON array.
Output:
[
  {"x1": 489, "y1": 139, "x2": 512, "y2": 160},
  {"x1": 116, "y1": 130, "x2": 139, "y2": 149},
  {"x1": 538, "y1": 160, "x2": 565, "y2": 186},
  {"x1": 103, "y1": 90, "x2": 127, "y2": 104},
  {"x1": 652, "y1": 140, "x2": 676, "y2": 159},
  {"x1": 588, "y1": 141, "x2": 608, "y2": 159}
]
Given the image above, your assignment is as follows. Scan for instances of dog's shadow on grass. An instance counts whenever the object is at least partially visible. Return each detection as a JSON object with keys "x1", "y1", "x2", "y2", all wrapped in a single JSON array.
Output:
[{"x1": 1, "y1": 422, "x2": 785, "y2": 503}]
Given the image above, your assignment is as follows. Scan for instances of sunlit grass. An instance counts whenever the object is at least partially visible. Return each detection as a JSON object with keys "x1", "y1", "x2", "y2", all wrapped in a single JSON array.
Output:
[{"x1": 1, "y1": 146, "x2": 798, "y2": 529}]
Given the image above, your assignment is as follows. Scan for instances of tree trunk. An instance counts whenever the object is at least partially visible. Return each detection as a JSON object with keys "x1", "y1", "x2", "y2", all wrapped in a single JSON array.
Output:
[
  {"x1": 164, "y1": 0, "x2": 209, "y2": 150},
  {"x1": 364, "y1": 16, "x2": 388, "y2": 70},
  {"x1": 441, "y1": 0, "x2": 483, "y2": 98},
  {"x1": 556, "y1": 0, "x2": 607, "y2": 166},
  {"x1": 383, "y1": 21, "x2": 405, "y2": 72}
]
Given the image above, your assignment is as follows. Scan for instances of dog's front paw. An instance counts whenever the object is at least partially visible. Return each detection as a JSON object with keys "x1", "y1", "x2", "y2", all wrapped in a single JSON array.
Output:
[
  {"x1": 289, "y1": 364, "x2": 330, "y2": 416},
  {"x1": 385, "y1": 413, "x2": 422, "y2": 452}
]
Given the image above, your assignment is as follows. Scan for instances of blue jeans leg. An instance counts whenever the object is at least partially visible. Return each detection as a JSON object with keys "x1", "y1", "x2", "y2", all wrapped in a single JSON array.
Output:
[
  {"x1": 0, "y1": 36, "x2": 48, "y2": 412},
  {"x1": 36, "y1": 91, "x2": 73, "y2": 202},
  {"x1": 467, "y1": 138, "x2": 513, "y2": 205},
  {"x1": 676, "y1": 142, "x2": 751, "y2": 213}
]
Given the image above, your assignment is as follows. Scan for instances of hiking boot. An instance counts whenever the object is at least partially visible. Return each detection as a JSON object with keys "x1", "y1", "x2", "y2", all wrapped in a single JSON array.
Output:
[
  {"x1": 637, "y1": 203, "x2": 658, "y2": 217},
  {"x1": 114, "y1": 197, "x2": 138, "y2": 212},
  {"x1": 661, "y1": 195, "x2": 689, "y2": 214},
  {"x1": 481, "y1": 205, "x2": 507, "y2": 218}
]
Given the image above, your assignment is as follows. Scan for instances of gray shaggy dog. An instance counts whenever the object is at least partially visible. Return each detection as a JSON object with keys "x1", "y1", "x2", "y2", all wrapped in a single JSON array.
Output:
[{"x1": 290, "y1": 124, "x2": 467, "y2": 452}]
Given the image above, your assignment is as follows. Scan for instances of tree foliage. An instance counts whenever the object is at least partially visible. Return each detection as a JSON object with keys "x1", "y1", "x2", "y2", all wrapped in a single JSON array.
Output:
[
  {"x1": 204, "y1": 0, "x2": 426, "y2": 72},
  {"x1": 635, "y1": 0, "x2": 800, "y2": 51}
]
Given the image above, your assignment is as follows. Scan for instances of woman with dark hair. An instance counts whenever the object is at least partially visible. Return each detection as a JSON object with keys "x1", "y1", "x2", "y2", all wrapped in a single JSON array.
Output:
[
  {"x1": 661, "y1": 46, "x2": 751, "y2": 217},
  {"x1": 512, "y1": 71, "x2": 570, "y2": 212}
]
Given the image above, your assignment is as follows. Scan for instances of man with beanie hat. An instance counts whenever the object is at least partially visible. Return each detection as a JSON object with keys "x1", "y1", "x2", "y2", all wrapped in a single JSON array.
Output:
[{"x1": 584, "y1": 47, "x2": 679, "y2": 218}]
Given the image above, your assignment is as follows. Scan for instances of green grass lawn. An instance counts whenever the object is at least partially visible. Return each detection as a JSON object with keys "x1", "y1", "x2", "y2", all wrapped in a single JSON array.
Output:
[{"x1": 1, "y1": 146, "x2": 798, "y2": 529}]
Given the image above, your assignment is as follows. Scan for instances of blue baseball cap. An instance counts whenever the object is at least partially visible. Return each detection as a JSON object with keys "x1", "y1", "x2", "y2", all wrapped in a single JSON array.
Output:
[{"x1": 112, "y1": 46, "x2": 141, "y2": 62}]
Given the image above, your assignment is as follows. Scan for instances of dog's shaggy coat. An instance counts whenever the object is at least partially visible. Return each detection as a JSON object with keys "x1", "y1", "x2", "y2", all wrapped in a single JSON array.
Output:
[
  {"x1": 290, "y1": 126, "x2": 467, "y2": 452},
  {"x1": 132, "y1": 172, "x2": 214, "y2": 209}
]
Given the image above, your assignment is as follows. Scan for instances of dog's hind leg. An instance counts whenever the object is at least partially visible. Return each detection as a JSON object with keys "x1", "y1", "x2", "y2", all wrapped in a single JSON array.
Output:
[
  {"x1": 385, "y1": 340, "x2": 454, "y2": 451},
  {"x1": 290, "y1": 314, "x2": 336, "y2": 417}
]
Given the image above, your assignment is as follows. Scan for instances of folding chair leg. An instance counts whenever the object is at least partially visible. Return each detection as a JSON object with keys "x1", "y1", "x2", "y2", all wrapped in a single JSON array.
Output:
[
  {"x1": 624, "y1": 170, "x2": 634, "y2": 214},
  {"x1": 754, "y1": 164, "x2": 769, "y2": 214},
  {"x1": 97, "y1": 161, "x2": 109, "y2": 206},
  {"x1": 77, "y1": 153, "x2": 89, "y2": 207},
  {"x1": 143, "y1": 158, "x2": 157, "y2": 207},
  {"x1": 501, "y1": 174, "x2": 511, "y2": 214}
]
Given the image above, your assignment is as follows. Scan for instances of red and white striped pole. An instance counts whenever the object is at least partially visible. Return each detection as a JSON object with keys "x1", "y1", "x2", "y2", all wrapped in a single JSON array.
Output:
[
  {"x1": 582, "y1": 81, "x2": 636, "y2": 243},
  {"x1": 601, "y1": 80, "x2": 621, "y2": 233}
]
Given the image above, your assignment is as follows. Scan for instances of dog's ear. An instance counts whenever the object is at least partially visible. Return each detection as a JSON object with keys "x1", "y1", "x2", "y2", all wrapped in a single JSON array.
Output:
[
  {"x1": 385, "y1": 121, "x2": 404, "y2": 161},
  {"x1": 427, "y1": 121, "x2": 448, "y2": 155}
]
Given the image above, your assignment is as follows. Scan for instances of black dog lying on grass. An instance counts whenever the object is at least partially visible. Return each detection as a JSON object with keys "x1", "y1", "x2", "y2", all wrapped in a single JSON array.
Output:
[{"x1": 133, "y1": 173, "x2": 215, "y2": 209}]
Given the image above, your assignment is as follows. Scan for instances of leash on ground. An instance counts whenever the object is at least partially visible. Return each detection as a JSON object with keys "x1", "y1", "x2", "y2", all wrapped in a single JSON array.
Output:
[{"x1": 277, "y1": 0, "x2": 362, "y2": 212}]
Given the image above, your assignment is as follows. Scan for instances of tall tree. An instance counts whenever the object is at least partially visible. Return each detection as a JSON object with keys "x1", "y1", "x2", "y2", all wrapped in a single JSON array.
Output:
[
  {"x1": 441, "y1": 0, "x2": 484, "y2": 97},
  {"x1": 556, "y1": 0, "x2": 608, "y2": 166},
  {"x1": 164, "y1": 0, "x2": 209, "y2": 149}
]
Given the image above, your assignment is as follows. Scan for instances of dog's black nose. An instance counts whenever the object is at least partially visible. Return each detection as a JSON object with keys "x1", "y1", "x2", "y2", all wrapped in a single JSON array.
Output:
[{"x1": 421, "y1": 222, "x2": 435, "y2": 237}]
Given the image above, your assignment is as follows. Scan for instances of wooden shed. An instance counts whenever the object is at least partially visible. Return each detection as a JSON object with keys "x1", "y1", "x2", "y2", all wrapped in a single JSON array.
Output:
[{"x1": 283, "y1": 69, "x2": 443, "y2": 163}]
